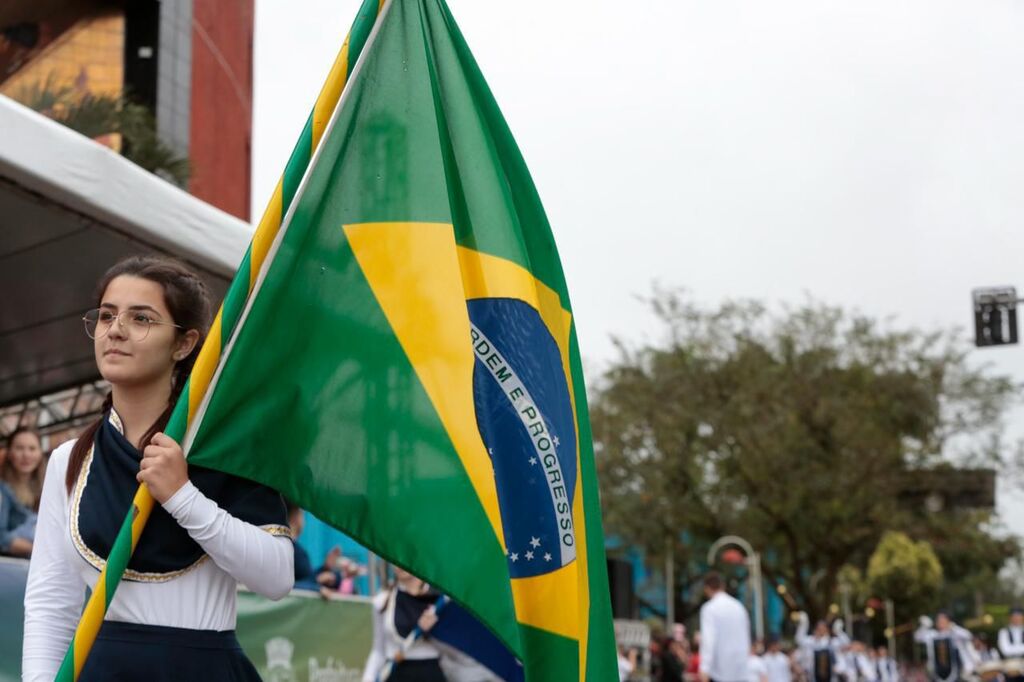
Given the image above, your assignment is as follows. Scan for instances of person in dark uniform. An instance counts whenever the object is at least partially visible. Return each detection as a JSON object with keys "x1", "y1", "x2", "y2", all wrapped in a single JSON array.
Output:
[
  {"x1": 915, "y1": 611, "x2": 974, "y2": 682},
  {"x1": 796, "y1": 612, "x2": 847, "y2": 682}
]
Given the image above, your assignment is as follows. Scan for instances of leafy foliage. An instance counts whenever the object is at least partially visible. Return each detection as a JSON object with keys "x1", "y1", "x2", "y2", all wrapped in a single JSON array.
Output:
[
  {"x1": 867, "y1": 531, "x2": 943, "y2": 616},
  {"x1": 593, "y1": 290, "x2": 1022, "y2": 620}
]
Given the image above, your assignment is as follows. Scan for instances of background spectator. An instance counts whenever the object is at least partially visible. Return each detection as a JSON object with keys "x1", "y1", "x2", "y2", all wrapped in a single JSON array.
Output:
[
  {"x1": 315, "y1": 546, "x2": 367, "y2": 596},
  {"x1": 286, "y1": 500, "x2": 318, "y2": 590},
  {"x1": 619, "y1": 644, "x2": 639, "y2": 681},
  {"x1": 0, "y1": 480, "x2": 34, "y2": 557},
  {"x1": 661, "y1": 636, "x2": 687, "y2": 681},
  {"x1": 1, "y1": 428, "x2": 45, "y2": 511},
  {"x1": 688, "y1": 633, "x2": 702, "y2": 680}
]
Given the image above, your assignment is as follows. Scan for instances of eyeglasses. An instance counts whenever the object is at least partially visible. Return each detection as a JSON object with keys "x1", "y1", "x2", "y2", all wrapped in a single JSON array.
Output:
[{"x1": 82, "y1": 308, "x2": 182, "y2": 341}]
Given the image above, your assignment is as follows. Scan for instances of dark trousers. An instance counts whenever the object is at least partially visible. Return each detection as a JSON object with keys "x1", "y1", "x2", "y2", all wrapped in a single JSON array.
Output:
[{"x1": 387, "y1": 658, "x2": 447, "y2": 682}]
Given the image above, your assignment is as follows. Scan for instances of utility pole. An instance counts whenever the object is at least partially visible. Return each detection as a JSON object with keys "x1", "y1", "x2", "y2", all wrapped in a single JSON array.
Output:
[
  {"x1": 666, "y1": 534, "x2": 675, "y2": 627},
  {"x1": 885, "y1": 599, "x2": 896, "y2": 658}
]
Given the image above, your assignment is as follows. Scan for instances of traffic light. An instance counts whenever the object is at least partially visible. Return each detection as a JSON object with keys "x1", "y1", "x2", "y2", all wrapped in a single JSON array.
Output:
[{"x1": 973, "y1": 287, "x2": 1018, "y2": 347}]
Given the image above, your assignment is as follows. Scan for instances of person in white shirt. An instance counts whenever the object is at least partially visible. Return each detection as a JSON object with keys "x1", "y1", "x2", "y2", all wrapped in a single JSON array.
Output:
[
  {"x1": 617, "y1": 646, "x2": 638, "y2": 682},
  {"x1": 846, "y1": 640, "x2": 878, "y2": 682},
  {"x1": 873, "y1": 645, "x2": 899, "y2": 682},
  {"x1": 748, "y1": 644, "x2": 769, "y2": 682},
  {"x1": 830, "y1": 621, "x2": 857, "y2": 682},
  {"x1": 999, "y1": 608, "x2": 1024, "y2": 669},
  {"x1": 973, "y1": 635, "x2": 1000, "y2": 664},
  {"x1": 21, "y1": 257, "x2": 294, "y2": 682},
  {"x1": 763, "y1": 635, "x2": 793, "y2": 682},
  {"x1": 795, "y1": 612, "x2": 847, "y2": 682},
  {"x1": 914, "y1": 612, "x2": 975, "y2": 682},
  {"x1": 699, "y1": 572, "x2": 753, "y2": 682}
]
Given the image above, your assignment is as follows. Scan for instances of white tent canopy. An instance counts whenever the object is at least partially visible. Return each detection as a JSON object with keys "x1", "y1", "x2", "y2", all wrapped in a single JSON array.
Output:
[{"x1": 0, "y1": 94, "x2": 253, "y2": 407}]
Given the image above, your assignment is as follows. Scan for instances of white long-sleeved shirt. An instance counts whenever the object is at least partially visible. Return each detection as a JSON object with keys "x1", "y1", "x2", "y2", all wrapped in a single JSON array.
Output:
[
  {"x1": 1000, "y1": 626, "x2": 1024, "y2": 658},
  {"x1": 362, "y1": 588, "x2": 442, "y2": 682},
  {"x1": 22, "y1": 439, "x2": 294, "y2": 681},
  {"x1": 699, "y1": 591, "x2": 752, "y2": 682},
  {"x1": 764, "y1": 651, "x2": 793, "y2": 682}
]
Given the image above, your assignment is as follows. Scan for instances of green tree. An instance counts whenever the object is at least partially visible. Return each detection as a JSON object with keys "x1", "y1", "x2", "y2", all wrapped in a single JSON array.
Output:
[
  {"x1": 867, "y1": 531, "x2": 943, "y2": 617},
  {"x1": 593, "y1": 290, "x2": 1021, "y2": 620}
]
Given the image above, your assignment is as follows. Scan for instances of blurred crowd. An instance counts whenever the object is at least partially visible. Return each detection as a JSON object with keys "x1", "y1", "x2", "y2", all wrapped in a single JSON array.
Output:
[
  {"x1": 285, "y1": 499, "x2": 367, "y2": 597},
  {"x1": 620, "y1": 607, "x2": 1024, "y2": 682}
]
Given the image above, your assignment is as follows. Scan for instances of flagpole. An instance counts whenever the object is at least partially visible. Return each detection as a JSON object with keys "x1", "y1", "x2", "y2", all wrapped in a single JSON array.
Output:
[{"x1": 54, "y1": 2, "x2": 386, "y2": 678}]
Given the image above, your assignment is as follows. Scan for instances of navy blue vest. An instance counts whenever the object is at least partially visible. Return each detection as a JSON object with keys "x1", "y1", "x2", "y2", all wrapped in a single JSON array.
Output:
[{"x1": 72, "y1": 411, "x2": 289, "y2": 581}]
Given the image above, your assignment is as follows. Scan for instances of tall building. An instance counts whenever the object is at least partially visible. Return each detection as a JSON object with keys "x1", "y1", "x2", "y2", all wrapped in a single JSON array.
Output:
[
  {"x1": 0, "y1": 0, "x2": 253, "y2": 220},
  {"x1": 0, "y1": 0, "x2": 255, "y2": 445}
]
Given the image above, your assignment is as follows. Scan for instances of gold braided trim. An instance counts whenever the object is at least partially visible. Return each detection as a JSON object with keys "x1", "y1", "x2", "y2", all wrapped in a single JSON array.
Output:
[
  {"x1": 70, "y1": 411, "x2": 209, "y2": 583},
  {"x1": 108, "y1": 408, "x2": 124, "y2": 436},
  {"x1": 262, "y1": 525, "x2": 292, "y2": 537}
]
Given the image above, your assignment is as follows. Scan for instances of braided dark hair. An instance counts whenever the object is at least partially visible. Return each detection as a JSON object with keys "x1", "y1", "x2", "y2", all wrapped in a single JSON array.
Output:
[{"x1": 65, "y1": 256, "x2": 212, "y2": 493}]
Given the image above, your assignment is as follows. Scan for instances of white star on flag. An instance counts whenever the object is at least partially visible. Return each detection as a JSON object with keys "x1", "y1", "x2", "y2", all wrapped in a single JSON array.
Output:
[
  {"x1": 544, "y1": 553, "x2": 552, "y2": 562},
  {"x1": 510, "y1": 553, "x2": 519, "y2": 562},
  {"x1": 553, "y1": 435, "x2": 560, "y2": 447},
  {"x1": 525, "y1": 551, "x2": 534, "y2": 561},
  {"x1": 529, "y1": 457, "x2": 537, "y2": 466},
  {"x1": 530, "y1": 537, "x2": 541, "y2": 548}
]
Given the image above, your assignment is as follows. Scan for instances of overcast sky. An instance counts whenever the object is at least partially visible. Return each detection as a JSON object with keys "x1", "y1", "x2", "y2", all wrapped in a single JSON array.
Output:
[{"x1": 252, "y1": 1, "x2": 1024, "y2": 538}]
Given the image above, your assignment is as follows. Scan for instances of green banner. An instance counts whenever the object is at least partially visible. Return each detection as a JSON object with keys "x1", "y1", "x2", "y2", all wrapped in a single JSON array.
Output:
[
  {"x1": 0, "y1": 560, "x2": 371, "y2": 682},
  {"x1": 236, "y1": 591, "x2": 373, "y2": 682}
]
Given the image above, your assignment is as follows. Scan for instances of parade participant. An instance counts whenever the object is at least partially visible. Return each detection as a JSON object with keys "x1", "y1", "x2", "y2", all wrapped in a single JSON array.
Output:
[
  {"x1": 700, "y1": 572, "x2": 752, "y2": 682},
  {"x1": 829, "y1": 621, "x2": 858, "y2": 682},
  {"x1": 845, "y1": 641, "x2": 877, "y2": 682},
  {"x1": 764, "y1": 635, "x2": 793, "y2": 682},
  {"x1": 999, "y1": 608, "x2": 1024, "y2": 682},
  {"x1": 873, "y1": 645, "x2": 899, "y2": 682},
  {"x1": 2, "y1": 427, "x2": 46, "y2": 510},
  {"x1": 362, "y1": 566, "x2": 446, "y2": 682},
  {"x1": 748, "y1": 643, "x2": 769, "y2": 682},
  {"x1": 796, "y1": 612, "x2": 848, "y2": 682},
  {"x1": 22, "y1": 256, "x2": 294, "y2": 681},
  {"x1": 914, "y1": 612, "x2": 975, "y2": 682},
  {"x1": 999, "y1": 608, "x2": 1024, "y2": 658},
  {"x1": 974, "y1": 634, "x2": 1000, "y2": 664}
]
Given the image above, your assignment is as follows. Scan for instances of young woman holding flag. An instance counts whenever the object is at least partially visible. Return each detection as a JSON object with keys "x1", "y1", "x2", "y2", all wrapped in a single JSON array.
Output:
[{"x1": 22, "y1": 256, "x2": 294, "y2": 681}]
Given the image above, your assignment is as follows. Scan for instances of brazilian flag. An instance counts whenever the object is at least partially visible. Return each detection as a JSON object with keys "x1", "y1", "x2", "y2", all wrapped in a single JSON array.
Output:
[{"x1": 184, "y1": 0, "x2": 616, "y2": 678}]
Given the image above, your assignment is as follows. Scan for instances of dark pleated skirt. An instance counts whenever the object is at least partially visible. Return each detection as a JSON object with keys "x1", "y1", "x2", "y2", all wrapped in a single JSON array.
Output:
[
  {"x1": 78, "y1": 621, "x2": 261, "y2": 682},
  {"x1": 387, "y1": 657, "x2": 446, "y2": 682}
]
